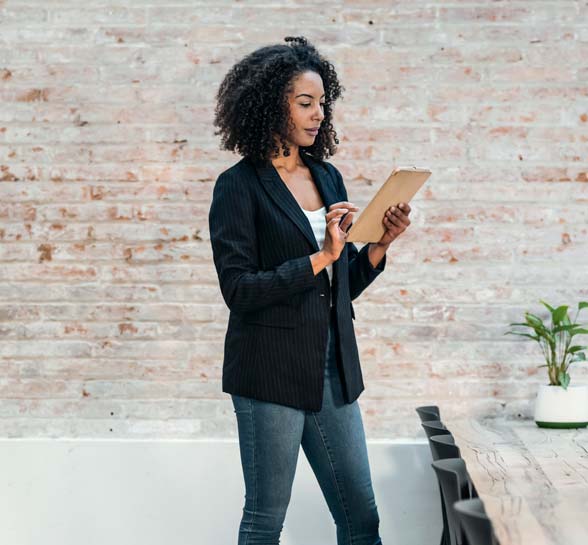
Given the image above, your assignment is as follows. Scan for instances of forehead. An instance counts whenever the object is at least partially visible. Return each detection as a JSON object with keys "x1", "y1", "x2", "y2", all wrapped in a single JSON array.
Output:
[{"x1": 289, "y1": 70, "x2": 324, "y2": 95}]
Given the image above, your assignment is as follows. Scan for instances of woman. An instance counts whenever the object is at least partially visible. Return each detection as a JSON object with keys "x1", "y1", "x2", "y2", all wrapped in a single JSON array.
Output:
[{"x1": 209, "y1": 36, "x2": 411, "y2": 545}]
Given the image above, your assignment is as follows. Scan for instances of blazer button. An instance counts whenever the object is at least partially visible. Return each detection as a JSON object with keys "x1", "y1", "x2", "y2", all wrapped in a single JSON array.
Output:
[{"x1": 320, "y1": 293, "x2": 325, "y2": 297}]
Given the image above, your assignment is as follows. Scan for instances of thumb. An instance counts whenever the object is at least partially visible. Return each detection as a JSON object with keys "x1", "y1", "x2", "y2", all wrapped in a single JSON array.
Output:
[{"x1": 340, "y1": 212, "x2": 354, "y2": 233}]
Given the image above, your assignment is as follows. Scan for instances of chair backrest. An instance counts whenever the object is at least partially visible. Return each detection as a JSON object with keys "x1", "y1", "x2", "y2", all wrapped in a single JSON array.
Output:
[
  {"x1": 422, "y1": 421, "x2": 452, "y2": 460},
  {"x1": 454, "y1": 498, "x2": 498, "y2": 545},
  {"x1": 421, "y1": 420, "x2": 450, "y2": 439},
  {"x1": 430, "y1": 434, "x2": 461, "y2": 461},
  {"x1": 431, "y1": 458, "x2": 471, "y2": 545},
  {"x1": 416, "y1": 405, "x2": 441, "y2": 422}
]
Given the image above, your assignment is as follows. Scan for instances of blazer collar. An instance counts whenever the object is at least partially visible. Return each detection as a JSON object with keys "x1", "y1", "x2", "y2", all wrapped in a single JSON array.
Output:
[{"x1": 254, "y1": 151, "x2": 339, "y2": 252}]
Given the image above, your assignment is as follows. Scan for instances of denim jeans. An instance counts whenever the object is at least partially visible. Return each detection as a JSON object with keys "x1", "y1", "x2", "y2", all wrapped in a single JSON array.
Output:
[{"x1": 231, "y1": 311, "x2": 382, "y2": 545}]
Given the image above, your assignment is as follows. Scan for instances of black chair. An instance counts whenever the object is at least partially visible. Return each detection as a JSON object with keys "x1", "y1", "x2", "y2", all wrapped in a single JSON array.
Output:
[
  {"x1": 416, "y1": 405, "x2": 441, "y2": 422},
  {"x1": 454, "y1": 498, "x2": 499, "y2": 545},
  {"x1": 431, "y1": 458, "x2": 472, "y2": 545},
  {"x1": 430, "y1": 434, "x2": 461, "y2": 461},
  {"x1": 421, "y1": 420, "x2": 450, "y2": 440},
  {"x1": 422, "y1": 424, "x2": 478, "y2": 499},
  {"x1": 421, "y1": 420, "x2": 453, "y2": 545},
  {"x1": 428, "y1": 434, "x2": 478, "y2": 501}
]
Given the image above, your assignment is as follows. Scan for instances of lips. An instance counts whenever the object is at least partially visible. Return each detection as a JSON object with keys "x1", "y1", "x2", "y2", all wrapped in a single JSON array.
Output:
[{"x1": 305, "y1": 128, "x2": 319, "y2": 135}]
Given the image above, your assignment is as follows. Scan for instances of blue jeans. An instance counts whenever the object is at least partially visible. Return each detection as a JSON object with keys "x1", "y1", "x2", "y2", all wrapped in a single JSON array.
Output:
[{"x1": 231, "y1": 312, "x2": 382, "y2": 545}]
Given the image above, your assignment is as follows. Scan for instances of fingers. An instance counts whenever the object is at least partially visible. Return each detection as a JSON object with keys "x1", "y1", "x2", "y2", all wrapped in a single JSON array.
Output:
[
  {"x1": 398, "y1": 202, "x2": 411, "y2": 214},
  {"x1": 326, "y1": 201, "x2": 359, "y2": 230},
  {"x1": 339, "y1": 211, "x2": 354, "y2": 232},
  {"x1": 384, "y1": 213, "x2": 408, "y2": 230},
  {"x1": 327, "y1": 214, "x2": 349, "y2": 229},
  {"x1": 383, "y1": 202, "x2": 412, "y2": 236},
  {"x1": 325, "y1": 207, "x2": 352, "y2": 222},
  {"x1": 383, "y1": 215, "x2": 400, "y2": 231},
  {"x1": 386, "y1": 203, "x2": 411, "y2": 216},
  {"x1": 327, "y1": 217, "x2": 349, "y2": 242},
  {"x1": 385, "y1": 203, "x2": 411, "y2": 227},
  {"x1": 328, "y1": 201, "x2": 359, "y2": 213}
]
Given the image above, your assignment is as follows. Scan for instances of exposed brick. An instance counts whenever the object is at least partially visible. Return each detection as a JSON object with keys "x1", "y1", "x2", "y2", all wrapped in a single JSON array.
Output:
[{"x1": 0, "y1": 1, "x2": 587, "y2": 439}]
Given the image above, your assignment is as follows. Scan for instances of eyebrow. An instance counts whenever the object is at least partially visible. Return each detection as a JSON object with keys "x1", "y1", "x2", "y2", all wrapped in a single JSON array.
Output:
[{"x1": 295, "y1": 93, "x2": 326, "y2": 98}]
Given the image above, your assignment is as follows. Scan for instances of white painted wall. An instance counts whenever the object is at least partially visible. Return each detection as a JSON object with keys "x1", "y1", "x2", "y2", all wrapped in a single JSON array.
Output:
[{"x1": 0, "y1": 439, "x2": 440, "y2": 545}]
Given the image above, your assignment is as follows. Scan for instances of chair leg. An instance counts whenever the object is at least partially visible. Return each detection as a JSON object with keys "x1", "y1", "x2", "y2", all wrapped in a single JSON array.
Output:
[
  {"x1": 470, "y1": 481, "x2": 479, "y2": 499},
  {"x1": 439, "y1": 489, "x2": 451, "y2": 545},
  {"x1": 439, "y1": 528, "x2": 451, "y2": 545}
]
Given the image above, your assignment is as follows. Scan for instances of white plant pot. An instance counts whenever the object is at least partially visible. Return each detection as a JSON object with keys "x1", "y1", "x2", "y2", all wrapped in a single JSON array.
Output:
[{"x1": 534, "y1": 384, "x2": 588, "y2": 428}]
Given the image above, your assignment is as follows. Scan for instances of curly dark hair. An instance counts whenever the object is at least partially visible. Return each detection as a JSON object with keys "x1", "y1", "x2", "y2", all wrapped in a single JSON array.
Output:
[{"x1": 213, "y1": 36, "x2": 344, "y2": 164}]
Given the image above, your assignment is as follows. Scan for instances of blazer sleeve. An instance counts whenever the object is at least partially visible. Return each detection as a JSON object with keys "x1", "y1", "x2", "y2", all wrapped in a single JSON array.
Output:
[
  {"x1": 327, "y1": 162, "x2": 386, "y2": 301},
  {"x1": 208, "y1": 169, "x2": 319, "y2": 314}
]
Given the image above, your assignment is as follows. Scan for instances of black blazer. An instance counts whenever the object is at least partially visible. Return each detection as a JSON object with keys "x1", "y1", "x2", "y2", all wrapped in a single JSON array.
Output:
[{"x1": 208, "y1": 151, "x2": 386, "y2": 411}]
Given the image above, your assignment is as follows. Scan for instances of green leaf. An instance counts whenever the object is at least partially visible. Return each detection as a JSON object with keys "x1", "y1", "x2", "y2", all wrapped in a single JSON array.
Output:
[
  {"x1": 571, "y1": 353, "x2": 586, "y2": 362},
  {"x1": 579, "y1": 302, "x2": 588, "y2": 311},
  {"x1": 568, "y1": 345, "x2": 587, "y2": 354},
  {"x1": 521, "y1": 321, "x2": 553, "y2": 341},
  {"x1": 553, "y1": 324, "x2": 581, "y2": 333},
  {"x1": 570, "y1": 328, "x2": 588, "y2": 336},
  {"x1": 540, "y1": 300, "x2": 555, "y2": 313},
  {"x1": 507, "y1": 322, "x2": 535, "y2": 328},
  {"x1": 504, "y1": 332, "x2": 540, "y2": 341},
  {"x1": 553, "y1": 305, "x2": 569, "y2": 324},
  {"x1": 558, "y1": 371, "x2": 571, "y2": 389},
  {"x1": 524, "y1": 313, "x2": 551, "y2": 330},
  {"x1": 525, "y1": 313, "x2": 545, "y2": 327},
  {"x1": 532, "y1": 328, "x2": 555, "y2": 344}
]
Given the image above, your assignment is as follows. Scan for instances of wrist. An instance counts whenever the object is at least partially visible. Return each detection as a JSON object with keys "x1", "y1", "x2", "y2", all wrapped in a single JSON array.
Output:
[
  {"x1": 310, "y1": 250, "x2": 335, "y2": 276},
  {"x1": 318, "y1": 249, "x2": 336, "y2": 266},
  {"x1": 374, "y1": 240, "x2": 392, "y2": 249},
  {"x1": 367, "y1": 242, "x2": 389, "y2": 269}
]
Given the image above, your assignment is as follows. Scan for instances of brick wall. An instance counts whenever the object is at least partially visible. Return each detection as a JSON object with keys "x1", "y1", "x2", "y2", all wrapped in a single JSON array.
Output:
[{"x1": 1, "y1": 0, "x2": 587, "y2": 439}]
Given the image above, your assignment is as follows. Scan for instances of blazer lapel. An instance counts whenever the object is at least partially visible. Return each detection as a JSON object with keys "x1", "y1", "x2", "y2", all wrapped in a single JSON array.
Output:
[
  {"x1": 301, "y1": 153, "x2": 345, "y2": 290},
  {"x1": 300, "y1": 152, "x2": 339, "y2": 212},
  {"x1": 254, "y1": 152, "x2": 340, "y2": 252}
]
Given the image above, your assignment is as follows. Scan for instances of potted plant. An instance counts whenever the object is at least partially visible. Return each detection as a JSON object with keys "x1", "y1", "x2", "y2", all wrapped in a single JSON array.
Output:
[{"x1": 505, "y1": 300, "x2": 588, "y2": 428}]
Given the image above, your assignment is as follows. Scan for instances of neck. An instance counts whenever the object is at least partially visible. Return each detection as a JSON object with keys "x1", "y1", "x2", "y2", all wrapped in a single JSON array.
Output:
[{"x1": 270, "y1": 144, "x2": 303, "y2": 173}]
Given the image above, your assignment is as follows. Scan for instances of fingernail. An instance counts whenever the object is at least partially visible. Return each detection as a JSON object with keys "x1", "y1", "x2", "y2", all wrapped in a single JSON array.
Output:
[{"x1": 391, "y1": 207, "x2": 396, "y2": 212}]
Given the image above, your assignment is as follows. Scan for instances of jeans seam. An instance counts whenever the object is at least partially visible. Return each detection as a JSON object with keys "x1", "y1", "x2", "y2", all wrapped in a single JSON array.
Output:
[
  {"x1": 245, "y1": 397, "x2": 256, "y2": 545},
  {"x1": 311, "y1": 412, "x2": 355, "y2": 545}
]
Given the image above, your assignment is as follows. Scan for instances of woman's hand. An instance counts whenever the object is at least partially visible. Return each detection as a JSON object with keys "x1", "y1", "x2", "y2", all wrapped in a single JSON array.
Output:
[
  {"x1": 376, "y1": 202, "x2": 412, "y2": 247},
  {"x1": 321, "y1": 201, "x2": 359, "y2": 262}
]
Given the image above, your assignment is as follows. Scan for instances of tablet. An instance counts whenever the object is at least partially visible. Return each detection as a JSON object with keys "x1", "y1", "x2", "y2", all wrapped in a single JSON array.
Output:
[{"x1": 346, "y1": 166, "x2": 431, "y2": 243}]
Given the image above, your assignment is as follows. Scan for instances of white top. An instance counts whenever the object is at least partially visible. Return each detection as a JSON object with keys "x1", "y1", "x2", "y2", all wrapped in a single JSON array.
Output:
[{"x1": 301, "y1": 206, "x2": 333, "y2": 306}]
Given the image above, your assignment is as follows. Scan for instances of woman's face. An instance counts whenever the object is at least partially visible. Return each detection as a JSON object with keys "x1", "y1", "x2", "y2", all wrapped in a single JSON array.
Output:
[{"x1": 283, "y1": 70, "x2": 326, "y2": 149}]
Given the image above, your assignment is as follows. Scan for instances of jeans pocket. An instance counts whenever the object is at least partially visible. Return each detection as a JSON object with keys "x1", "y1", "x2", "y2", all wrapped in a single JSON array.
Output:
[{"x1": 231, "y1": 394, "x2": 253, "y2": 414}]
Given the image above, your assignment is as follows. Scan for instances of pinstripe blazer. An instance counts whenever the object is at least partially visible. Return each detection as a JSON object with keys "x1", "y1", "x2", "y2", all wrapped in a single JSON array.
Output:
[{"x1": 208, "y1": 151, "x2": 386, "y2": 411}]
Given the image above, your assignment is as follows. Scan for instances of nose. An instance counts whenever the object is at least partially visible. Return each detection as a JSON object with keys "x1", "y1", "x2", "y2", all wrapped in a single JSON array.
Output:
[{"x1": 314, "y1": 104, "x2": 325, "y2": 122}]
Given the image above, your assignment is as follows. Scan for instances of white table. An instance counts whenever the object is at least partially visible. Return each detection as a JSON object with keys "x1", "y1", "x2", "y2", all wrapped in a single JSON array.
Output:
[{"x1": 442, "y1": 416, "x2": 588, "y2": 545}]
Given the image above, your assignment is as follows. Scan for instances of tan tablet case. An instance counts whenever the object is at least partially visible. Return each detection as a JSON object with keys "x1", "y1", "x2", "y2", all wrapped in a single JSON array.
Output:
[{"x1": 346, "y1": 166, "x2": 431, "y2": 243}]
